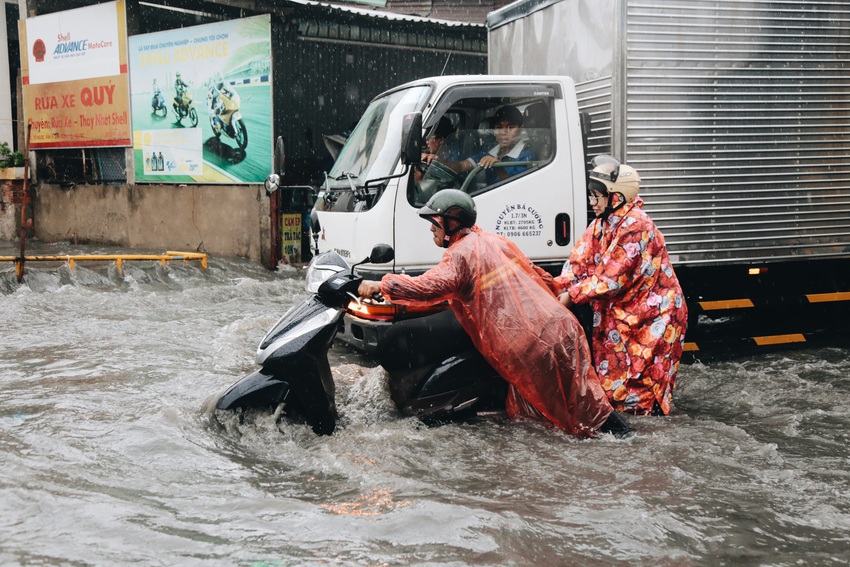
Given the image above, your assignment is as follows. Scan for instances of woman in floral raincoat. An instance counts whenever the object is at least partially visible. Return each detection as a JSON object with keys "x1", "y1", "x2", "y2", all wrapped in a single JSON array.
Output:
[{"x1": 555, "y1": 156, "x2": 688, "y2": 415}]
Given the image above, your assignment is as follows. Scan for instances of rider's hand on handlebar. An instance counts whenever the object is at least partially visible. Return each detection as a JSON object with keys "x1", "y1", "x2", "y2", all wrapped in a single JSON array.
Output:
[
  {"x1": 358, "y1": 280, "x2": 382, "y2": 299},
  {"x1": 557, "y1": 292, "x2": 573, "y2": 308}
]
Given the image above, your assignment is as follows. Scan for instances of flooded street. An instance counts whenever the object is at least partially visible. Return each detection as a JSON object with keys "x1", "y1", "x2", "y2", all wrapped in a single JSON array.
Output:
[{"x1": 2, "y1": 243, "x2": 849, "y2": 566}]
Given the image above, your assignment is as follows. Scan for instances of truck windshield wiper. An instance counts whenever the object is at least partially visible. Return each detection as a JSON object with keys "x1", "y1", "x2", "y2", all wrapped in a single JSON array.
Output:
[{"x1": 329, "y1": 171, "x2": 368, "y2": 201}]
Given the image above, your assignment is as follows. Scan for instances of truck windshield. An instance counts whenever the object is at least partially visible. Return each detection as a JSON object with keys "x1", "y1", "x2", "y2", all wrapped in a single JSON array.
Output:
[{"x1": 326, "y1": 85, "x2": 431, "y2": 193}]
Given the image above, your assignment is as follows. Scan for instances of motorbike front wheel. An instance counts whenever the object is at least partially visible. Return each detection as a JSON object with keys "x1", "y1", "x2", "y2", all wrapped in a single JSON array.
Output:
[
  {"x1": 153, "y1": 104, "x2": 167, "y2": 118},
  {"x1": 233, "y1": 118, "x2": 248, "y2": 150},
  {"x1": 189, "y1": 107, "x2": 199, "y2": 127}
]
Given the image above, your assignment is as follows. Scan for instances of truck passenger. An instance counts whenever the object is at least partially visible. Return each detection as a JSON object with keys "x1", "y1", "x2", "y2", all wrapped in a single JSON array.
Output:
[
  {"x1": 414, "y1": 117, "x2": 460, "y2": 189},
  {"x1": 358, "y1": 189, "x2": 631, "y2": 438},
  {"x1": 444, "y1": 105, "x2": 535, "y2": 186},
  {"x1": 556, "y1": 156, "x2": 688, "y2": 416},
  {"x1": 421, "y1": 117, "x2": 459, "y2": 166}
]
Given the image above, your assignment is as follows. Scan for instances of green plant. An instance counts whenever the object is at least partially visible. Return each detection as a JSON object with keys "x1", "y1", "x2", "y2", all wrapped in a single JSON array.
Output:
[{"x1": 0, "y1": 141, "x2": 25, "y2": 168}]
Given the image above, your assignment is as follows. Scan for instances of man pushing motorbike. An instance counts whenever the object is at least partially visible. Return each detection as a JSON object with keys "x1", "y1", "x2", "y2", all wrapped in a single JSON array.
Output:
[{"x1": 358, "y1": 189, "x2": 630, "y2": 438}]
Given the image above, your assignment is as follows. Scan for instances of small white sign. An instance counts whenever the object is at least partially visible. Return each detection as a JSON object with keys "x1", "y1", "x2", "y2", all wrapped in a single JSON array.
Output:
[
  {"x1": 141, "y1": 128, "x2": 203, "y2": 176},
  {"x1": 24, "y1": 1, "x2": 122, "y2": 85}
]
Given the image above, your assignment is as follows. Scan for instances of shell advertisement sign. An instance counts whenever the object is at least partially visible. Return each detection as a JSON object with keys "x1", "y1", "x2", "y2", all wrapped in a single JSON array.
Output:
[{"x1": 18, "y1": 1, "x2": 131, "y2": 149}]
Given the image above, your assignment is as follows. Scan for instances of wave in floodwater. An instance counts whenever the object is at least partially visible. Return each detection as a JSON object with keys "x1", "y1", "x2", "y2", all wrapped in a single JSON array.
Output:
[{"x1": 1, "y1": 243, "x2": 849, "y2": 566}]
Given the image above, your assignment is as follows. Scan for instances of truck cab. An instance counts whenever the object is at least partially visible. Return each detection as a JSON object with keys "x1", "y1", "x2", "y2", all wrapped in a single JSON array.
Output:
[
  {"x1": 310, "y1": 75, "x2": 590, "y2": 352},
  {"x1": 313, "y1": 75, "x2": 588, "y2": 276}
]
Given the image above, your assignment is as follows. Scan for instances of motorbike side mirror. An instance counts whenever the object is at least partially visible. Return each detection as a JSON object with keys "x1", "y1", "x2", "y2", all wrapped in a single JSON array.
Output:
[
  {"x1": 400, "y1": 112, "x2": 422, "y2": 166},
  {"x1": 369, "y1": 244, "x2": 394, "y2": 264}
]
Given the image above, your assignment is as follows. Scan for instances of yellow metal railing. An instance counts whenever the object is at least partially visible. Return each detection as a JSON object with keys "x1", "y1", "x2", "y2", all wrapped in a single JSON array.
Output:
[{"x1": 0, "y1": 250, "x2": 208, "y2": 280}]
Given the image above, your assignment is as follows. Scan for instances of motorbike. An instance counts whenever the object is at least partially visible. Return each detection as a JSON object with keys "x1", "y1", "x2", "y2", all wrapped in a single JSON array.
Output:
[
  {"x1": 217, "y1": 124, "x2": 630, "y2": 437},
  {"x1": 215, "y1": 244, "x2": 509, "y2": 435},
  {"x1": 151, "y1": 91, "x2": 167, "y2": 117},
  {"x1": 173, "y1": 90, "x2": 198, "y2": 127},
  {"x1": 207, "y1": 84, "x2": 248, "y2": 151}
]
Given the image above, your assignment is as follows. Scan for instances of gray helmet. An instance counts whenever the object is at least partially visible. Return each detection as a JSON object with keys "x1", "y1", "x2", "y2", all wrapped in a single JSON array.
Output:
[{"x1": 418, "y1": 189, "x2": 477, "y2": 235}]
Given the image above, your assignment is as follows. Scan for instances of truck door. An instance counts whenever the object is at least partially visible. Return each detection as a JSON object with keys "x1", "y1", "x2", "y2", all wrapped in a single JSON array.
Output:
[{"x1": 393, "y1": 80, "x2": 585, "y2": 275}]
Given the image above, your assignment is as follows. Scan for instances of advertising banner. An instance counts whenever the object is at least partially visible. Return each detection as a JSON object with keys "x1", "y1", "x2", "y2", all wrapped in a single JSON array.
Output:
[
  {"x1": 128, "y1": 15, "x2": 272, "y2": 184},
  {"x1": 282, "y1": 213, "x2": 302, "y2": 259},
  {"x1": 19, "y1": 1, "x2": 131, "y2": 149}
]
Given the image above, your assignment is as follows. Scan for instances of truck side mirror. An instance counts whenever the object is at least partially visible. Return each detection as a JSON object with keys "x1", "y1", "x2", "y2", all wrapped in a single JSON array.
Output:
[
  {"x1": 264, "y1": 173, "x2": 280, "y2": 194},
  {"x1": 400, "y1": 112, "x2": 422, "y2": 166}
]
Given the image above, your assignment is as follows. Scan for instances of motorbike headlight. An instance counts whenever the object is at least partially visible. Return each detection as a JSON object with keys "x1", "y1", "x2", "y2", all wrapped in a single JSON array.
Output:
[
  {"x1": 305, "y1": 265, "x2": 334, "y2": 293},
  {"x1": 305, "y1": 251, "x2": 348, "y2": 293}
]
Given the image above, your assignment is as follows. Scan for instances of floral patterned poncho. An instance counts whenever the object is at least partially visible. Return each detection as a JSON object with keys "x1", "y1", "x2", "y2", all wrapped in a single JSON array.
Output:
[{"x1": 555, "y1": 196, "x2": 688, "y2": 415}]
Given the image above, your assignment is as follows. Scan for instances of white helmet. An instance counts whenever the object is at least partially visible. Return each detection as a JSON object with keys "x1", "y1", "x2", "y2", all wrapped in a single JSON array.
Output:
[
  {"x1": 612, "y1": 165, "x2": 640, "y2": 201},
  {"x1": 588, "y1": 155, "x2": 640, "y2": 202}
]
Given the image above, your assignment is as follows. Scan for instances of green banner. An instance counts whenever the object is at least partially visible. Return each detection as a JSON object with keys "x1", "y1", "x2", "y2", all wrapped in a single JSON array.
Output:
[{"x1": 128, "y1": 15, "x2": 271, "y2": 183}]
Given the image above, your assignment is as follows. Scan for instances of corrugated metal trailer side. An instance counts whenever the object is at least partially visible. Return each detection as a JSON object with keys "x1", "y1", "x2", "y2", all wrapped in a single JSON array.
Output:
[
  {"x1": 490, "y1": 0, "x2": 850, "y2": 267},
  {"x1": 488, "y1": 0, "x2": 850, "y2": 352},
  {"x1": 623, "y1": 0, "x2": 850, "y2": 268}
]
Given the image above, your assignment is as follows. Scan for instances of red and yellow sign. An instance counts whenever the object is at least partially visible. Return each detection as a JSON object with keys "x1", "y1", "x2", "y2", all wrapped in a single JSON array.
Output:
[
  {"x1": 19, "y1": 1, "x2": 130, "y2": 148},
  {"x1": 282, "y1": 213, "x2": 302, "y2": 259}
]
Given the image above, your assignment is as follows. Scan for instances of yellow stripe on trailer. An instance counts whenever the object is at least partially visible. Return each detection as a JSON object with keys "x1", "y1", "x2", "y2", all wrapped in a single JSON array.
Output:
[
  {"x1": 752, "y1": 333, "x2": 806, "y2": 346},
  {"x1": 806, "y1": 291, "x2": 850, "y2": 303},
  {"x1": 698, "y1": 298, "x2": 755, "y2": 310}
]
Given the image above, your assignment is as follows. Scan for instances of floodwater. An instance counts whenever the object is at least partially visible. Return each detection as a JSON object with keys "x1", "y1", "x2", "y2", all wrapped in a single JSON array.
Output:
[{"x1": 2, "y1": 243, "x2": 849, "y2": 566}]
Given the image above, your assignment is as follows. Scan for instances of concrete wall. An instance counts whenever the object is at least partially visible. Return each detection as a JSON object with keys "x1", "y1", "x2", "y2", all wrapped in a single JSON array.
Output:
[
  {"x1": 31, "y1": 182, "x2": 272, "y2": 263},
  {"x1": 0, "y1": 168, "x2": 27, "y2": 241},
  {"x1": 0, "y1": 184, "x2": 18, "y2": 240}
]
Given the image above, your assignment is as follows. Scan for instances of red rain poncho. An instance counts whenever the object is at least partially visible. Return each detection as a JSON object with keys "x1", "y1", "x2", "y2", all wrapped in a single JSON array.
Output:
[
  {"x1": 379, "y1": 226, "x2": 613, "y2": 437},
  {"x1": 555, "y1": 196, "x2": 688, "y2": 415}
]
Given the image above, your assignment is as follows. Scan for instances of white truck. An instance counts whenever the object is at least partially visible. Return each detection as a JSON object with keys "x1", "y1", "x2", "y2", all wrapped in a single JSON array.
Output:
[
  {"x1": 313, "y1": 74, "x2": 584, "y2": 275},
  {"x1": 310, "y1": 0, "x2": 850, "y2": 355}
]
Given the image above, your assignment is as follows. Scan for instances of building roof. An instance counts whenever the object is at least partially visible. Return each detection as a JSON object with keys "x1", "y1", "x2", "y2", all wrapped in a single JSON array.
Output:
[
  {"x1": 287, "y1": 0, "x2": 481, "y2": 26},
  {"x1": 318, "y1": 0, "x2": 514, "y2": 24}
]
